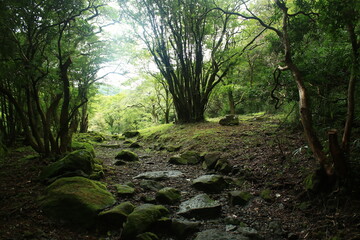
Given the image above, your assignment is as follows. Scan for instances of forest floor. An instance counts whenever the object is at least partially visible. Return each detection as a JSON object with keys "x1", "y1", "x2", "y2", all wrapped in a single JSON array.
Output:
[{"x1": 0, "y1": 114, "x2": 360, "y2": 240}]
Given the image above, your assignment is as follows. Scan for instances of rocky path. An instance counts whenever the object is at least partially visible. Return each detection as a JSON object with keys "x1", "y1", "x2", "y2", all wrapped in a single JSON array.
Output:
[
  {"x1": 1, "y1": 118, "x2": 359, "y2": 239},
  {"x1": 93, "y1": 120, "x2": 315, "y2": 240}
]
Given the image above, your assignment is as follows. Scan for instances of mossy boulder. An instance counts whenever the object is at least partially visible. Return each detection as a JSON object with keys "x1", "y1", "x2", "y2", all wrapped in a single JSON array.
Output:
[
  {"x1": 39, "y1": 176, "x2": 116, "y2": 228},
  {"x1": 122, "y1": 204, "x2": 169, "y2": 239},
  {"x1": 214, "y1": 159, "x2": 232, "y2": 174},
  {"x1": 192, "y1": 175, "x2": 228, "y2": 193},
  {"x1": 71, "y1": 141, "x2": 95, "y2": 157},
  {"x1": 123, "y1": 131, "x2": 140, "y2": 138},
  {"x1": 115, "y1": 184, "x2": 136, "y2": 196},
  {"x1": 40, "y1": 150, "x2": 94, "y2": 181},
  {"x1": 156, "y1": 187, "x2": 181, "y2": 204},
  {"x1": 115, "y1": 150, "x2": 139, "y2": 162},
  {"x1": 98, "y1": 201, "x2": 135, "y2": 230},
  {"x1": 168, "y1": 151, "x2": 201, "y2": 165}
]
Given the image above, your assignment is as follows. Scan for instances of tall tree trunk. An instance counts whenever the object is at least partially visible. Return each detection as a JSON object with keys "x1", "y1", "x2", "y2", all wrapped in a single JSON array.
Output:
[
  {"x1": 58, "y1": 57, "x2": 72, "y2": 153},
  {"x1": 228, "y1": 89, "x2": 236, "y2": 115}
]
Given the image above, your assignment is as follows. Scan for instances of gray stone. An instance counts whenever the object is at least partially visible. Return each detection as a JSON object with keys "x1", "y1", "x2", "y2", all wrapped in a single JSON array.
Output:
[
  {"x1": 194, "y1": 229, "x2": 249, "y2": 240},
  {"x1": 122, "y1": 204, "x2": 169, "y2": 239},
  {"x1": 140, "y1": 180, "x2": 164, "y2": 191},
  {"x1": 115, "y1": 150, "x2": 139, "y2": 162},
  {"x1": 192, "y1": 175, "x2": 228, "y2": 193},
  {"x1": 115, "y1": 184, "x2": 136, "y2": 196},
  {"x1": 177, "y1": 194, "x2": 221, "y2": 219},
  {"x1": 134, "y1": 170, "x2": 183, "y2": 180},
  {"x1": 156, "y1": 187, "x2": 181, "y2": 204},
  {"x1": 219, "y1": 115, "x2": 240, "y2": 126}
]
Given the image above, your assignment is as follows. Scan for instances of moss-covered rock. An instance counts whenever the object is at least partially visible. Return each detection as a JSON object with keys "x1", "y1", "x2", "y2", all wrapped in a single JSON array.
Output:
[
  {"x1": 166, "y1": 145, "x2": 181, "y2": 152},
  {"x1": 115, "y1": 150, "x2": 139, "y2": 162},
  {"x1": 71, "y1": 141, "x2": 95, "y2": 157},
  {"x1": 156, "y1": 187, "x2": 181, "y2": 204},
  {"x1": 229, "y1": 191, "x2": 253, "y2": 206},
  {"x1": 260, "y1": 189, "x2": 272, "y2": 201},
  {"x1": 181, "y1": 151, "x2": 201, "y2": 165},
  {"x1": 122, "y1": 204, "x2": 169, "y2": 239},
  {"x1": 98, "y1": 201, "x2": 135, "y2": 230},
  {"x1": 39, "y1": 176, "x2": 115, "y2": 228},
  {"x1": 115, "y1": 184, "x2": 136, "y2": 196},
  {"x1": 192, "y1": 175, "x2": 228, "y2": 193},
  {"x1": 90, "y1": 164, "x2": 105, "y2": 180},
  {"x1": 168, "y1": 155, "x2": 187, "y2": 165},
  {"x1": 214, "y1": 159, "x2": 232, "y2": 174},
  {"x1": 130, "y1": 142, "x2": 141, "y2": 148},
  {"x1": 202, "y1": 152, "x2": 221, "y2": 170},
  {"x1": 74, "y1": 132, "x2": 105, "y2": 143},
  {"x1": 168, "y1": 151, "x2": 201, "y2": 165},
  {"x1": 123, "y1": 131, "x2": 140, "y2": 138},
  {"x1": 177, "y1": 194, "x2": 221, "y2": 219},
  {"x1": 39, "y1": 150, "x2": 94, "y2": 181},
  {"x1": 219, "y1": 115, "x2": 240, "y2": 126}
]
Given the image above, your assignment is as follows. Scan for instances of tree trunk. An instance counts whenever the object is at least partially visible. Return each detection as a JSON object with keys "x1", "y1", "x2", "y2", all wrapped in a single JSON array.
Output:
[
  {"x1": 58, "y1": 57, "x2": 72, "y2": 153},
  {"x1": 228, "y1": 89, "x2": 236, "y2": 115}
]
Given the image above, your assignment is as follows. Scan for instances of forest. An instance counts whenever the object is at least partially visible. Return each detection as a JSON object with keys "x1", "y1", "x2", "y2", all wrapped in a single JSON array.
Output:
[{"x1": 0, "y1": 0, "x2": 359, "y2": 239}]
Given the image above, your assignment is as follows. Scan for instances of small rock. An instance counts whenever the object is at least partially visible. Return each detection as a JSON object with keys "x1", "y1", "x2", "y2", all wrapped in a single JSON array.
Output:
[
  {"x1": 177, "y1": 194, "x2": 221, "y2": 219},
  {"x1": 140, "y1": 180, "x2": 164, "y2": 191},
  {"x1": 140, "y1": 195, "x2": 157, "y2": 203},
  {"x1": 115, "y1": 150, "x2": 139, "y2": 162},
  {"x1": 156, "y1": 187, "x2": 181, "y2": 204},
  {"x1": 192, "y1": 175, "x2": 228, "y2": 193},
  {"x1": 194, "y1": 229, "x2": 249, "y2": 240},
  {"x1": 134, "y1": 170, "x2": 183, "y2": 180},
  {"x1": 214, "y1": 159, "x2": 232, "y2": 174},
  {"x1": 260, "y1": 189, "x2": 272, "y2": 201},
  {"x1": 168, "y1": 155, "x2": 187, "y2": 165},
  {"x1": 229, "y1": 191, "x2": 253, "y2": 206},
  {"x1": 115, "y1": 184, "x2": 136, "y2": 196},
  {"x1": 219, "y1": 115, "x2": 240, "y2": 126},
  {"x1": 123, "y1": 131, "x2": 140, "y2": 138},
  {"x1": 202, "y1": 152, "x2": 221, "y2": 170}
]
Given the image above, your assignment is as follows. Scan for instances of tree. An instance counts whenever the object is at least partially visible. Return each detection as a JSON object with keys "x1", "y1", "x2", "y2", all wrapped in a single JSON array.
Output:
[
  {"x1": 119, "y1": 0, "x2": 243, "y2": 123},
  {"x1": 0, "y1": 0, "x2": 106, "y2": 155},
  {"x1": 216, "y1": 0, "x2": 359, "y2": 182}
]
